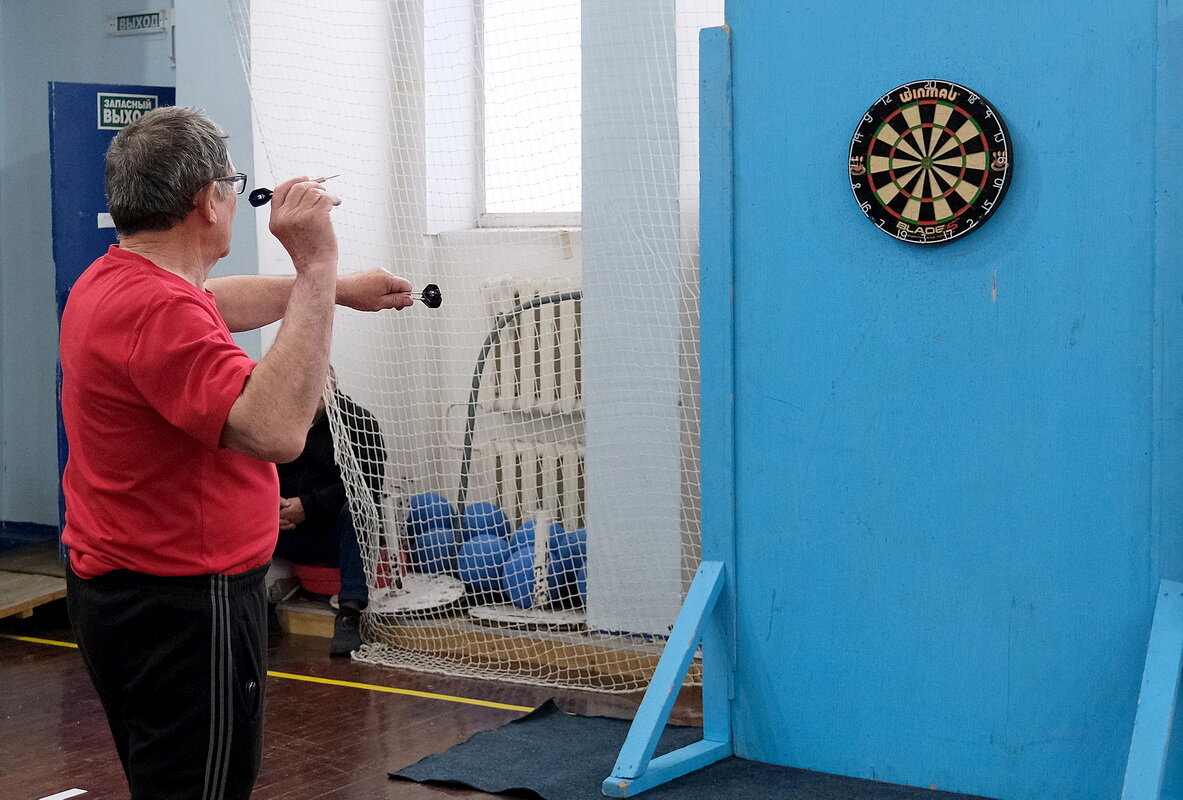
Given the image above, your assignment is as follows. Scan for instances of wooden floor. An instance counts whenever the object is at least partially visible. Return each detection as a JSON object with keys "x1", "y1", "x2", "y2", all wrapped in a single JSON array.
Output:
[
  {"x1": 0, "y1": 598, "x2": 702, "y2": 800},
  {"x1": 0, "y1": 538, "x2": 66, "y2": 621}
]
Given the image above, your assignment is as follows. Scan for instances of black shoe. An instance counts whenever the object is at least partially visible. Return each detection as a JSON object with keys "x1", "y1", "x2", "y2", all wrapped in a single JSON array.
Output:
[{"x1": 329, "y1": 610, "x2": 362, "y2": 658}]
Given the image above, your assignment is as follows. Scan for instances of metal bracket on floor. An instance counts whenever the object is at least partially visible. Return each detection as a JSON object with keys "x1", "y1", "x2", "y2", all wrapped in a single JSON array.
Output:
[
  {"x1": 1122, "y1": 579, "x2": 1183, "y2": 800},
  {"x1": 601, "y1": 560, "x2": 732, "y2": 797}
]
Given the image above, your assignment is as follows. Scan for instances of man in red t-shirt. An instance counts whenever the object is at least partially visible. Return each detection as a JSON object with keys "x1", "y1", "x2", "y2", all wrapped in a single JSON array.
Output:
[{"x1": 60, "y1": 106, "x2": 413, "y2": 800}]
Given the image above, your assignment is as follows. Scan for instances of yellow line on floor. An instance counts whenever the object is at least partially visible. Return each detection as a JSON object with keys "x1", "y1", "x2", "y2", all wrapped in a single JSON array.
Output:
[
  {"x1": 4, "y1": 634, "x2": 77, "y2": 649},
  {"x1": 267, "y1": 670, "x2": 533, "y2": 711},
  {"x1": 1, "y1": 634, "x2": 533, "y2": 713}
]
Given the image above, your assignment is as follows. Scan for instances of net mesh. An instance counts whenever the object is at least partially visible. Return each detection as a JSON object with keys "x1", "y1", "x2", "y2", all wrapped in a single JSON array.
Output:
[{"x1": 226, "y1": 0, "x2": 722, "y2": 692}]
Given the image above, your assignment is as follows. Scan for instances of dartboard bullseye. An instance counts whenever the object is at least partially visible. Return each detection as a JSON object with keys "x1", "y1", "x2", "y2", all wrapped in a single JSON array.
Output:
[{"x1": 848, "y1": 79, "x2": 1012, "y2": 245}]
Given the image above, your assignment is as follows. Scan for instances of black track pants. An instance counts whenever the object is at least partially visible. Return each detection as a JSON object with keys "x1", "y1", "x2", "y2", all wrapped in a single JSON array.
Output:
[{"x1": 67, "y1": 565, "x2": 268, "y2": 800}]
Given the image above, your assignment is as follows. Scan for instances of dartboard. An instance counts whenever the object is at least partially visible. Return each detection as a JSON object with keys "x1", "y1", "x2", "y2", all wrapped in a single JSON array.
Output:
[{"x1": 848, "y1": 79, "x2": 1012, "y2": 245}]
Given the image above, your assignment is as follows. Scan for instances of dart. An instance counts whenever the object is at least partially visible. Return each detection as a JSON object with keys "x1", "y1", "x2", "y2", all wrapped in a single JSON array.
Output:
[
  {"x1": 248, "y1": 174, "x2": 340, "y2": 207},
  {"x1": 405, "y1": 283, "x2": 442, "y2": 309}
]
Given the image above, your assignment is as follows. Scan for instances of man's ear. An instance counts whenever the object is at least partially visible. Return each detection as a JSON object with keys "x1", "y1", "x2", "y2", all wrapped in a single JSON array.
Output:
[{"x1": 195, "y1": 182, "x2": 220, "y2": 225}]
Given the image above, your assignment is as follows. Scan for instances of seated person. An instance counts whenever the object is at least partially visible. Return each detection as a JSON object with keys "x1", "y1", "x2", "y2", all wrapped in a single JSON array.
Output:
[{"x1": 274, "y1": 376, "x2": 385, "y2": 657}]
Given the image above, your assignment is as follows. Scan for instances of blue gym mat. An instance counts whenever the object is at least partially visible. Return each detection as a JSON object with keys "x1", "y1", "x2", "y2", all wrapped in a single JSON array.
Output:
[{"x1": 391, "y1": 700, "x2": 1000, "y2": 800}]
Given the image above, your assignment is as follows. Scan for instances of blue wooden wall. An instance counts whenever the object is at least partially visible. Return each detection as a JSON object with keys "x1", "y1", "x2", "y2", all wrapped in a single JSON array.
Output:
[{"x1": 715, "y1": 2, "x2": 1183, "y2": 797}]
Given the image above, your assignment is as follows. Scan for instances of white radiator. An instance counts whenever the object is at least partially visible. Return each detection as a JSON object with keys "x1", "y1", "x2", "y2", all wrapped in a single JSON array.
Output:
[
  {"x1": 475, "y1": 278, "x2": 584, "y2": 531},
  {"x1": 484, "y1": 277, "x2": 582, "y2": 415},
  {"x1": 485, "y1": 439, "x2": 585, "y2": 533}
]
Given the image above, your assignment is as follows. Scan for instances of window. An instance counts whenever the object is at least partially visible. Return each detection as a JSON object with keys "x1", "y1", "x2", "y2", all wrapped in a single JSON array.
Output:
[{"x1": 480, "y1": 0, "x2": 580, "y2": 225}]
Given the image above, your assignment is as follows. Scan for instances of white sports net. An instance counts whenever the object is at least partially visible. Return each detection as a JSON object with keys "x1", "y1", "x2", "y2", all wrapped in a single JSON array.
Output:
[{"x1": 227, "y1": 0, "x2": 723, "y2": 692}]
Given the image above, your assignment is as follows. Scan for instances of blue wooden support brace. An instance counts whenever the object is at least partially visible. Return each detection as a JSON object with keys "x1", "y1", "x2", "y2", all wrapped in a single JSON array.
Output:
[
  {"x1": 602, "y1": 561, "x2": 732, "y2": 798},
  {"x1": 1122, "y1": 580, "x2": 1183, "y2": 800}
]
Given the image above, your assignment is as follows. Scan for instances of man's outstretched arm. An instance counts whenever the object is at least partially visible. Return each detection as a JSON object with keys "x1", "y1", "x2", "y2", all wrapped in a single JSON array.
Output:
[{"x1": 208, "y1": 269, "x2": 415, "y2": 332}]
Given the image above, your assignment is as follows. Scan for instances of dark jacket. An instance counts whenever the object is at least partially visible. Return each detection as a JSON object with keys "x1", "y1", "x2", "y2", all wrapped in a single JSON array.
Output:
[{"x1": 277, "y1": 390, "x2": 385, "y2": 539}]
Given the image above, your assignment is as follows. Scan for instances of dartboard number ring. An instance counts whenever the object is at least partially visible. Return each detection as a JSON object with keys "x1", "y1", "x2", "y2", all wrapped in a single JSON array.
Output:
[{"x1": 848, "y1": 79, "x2": 1012, "y2": 245}]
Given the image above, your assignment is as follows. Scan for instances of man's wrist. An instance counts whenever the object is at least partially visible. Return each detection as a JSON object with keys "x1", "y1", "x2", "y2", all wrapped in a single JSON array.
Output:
[{"x1": 292, "y1": 262, "x2": 337, "y2": 292}]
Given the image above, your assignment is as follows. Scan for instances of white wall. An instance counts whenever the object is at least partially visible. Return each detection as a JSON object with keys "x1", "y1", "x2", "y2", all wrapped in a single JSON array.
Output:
[
  {"x1": 582, "y1": 0, "x2": 685, "y2": 634},
  {"x1": 582, "y1": 0, "x2": 722, "y2": 633},
  {"x1": 175, "y1": 0, "x2": 259, "y2": 356},
  {"x1": 0, "y1": 1, "x2": 175, "y2": 526}
]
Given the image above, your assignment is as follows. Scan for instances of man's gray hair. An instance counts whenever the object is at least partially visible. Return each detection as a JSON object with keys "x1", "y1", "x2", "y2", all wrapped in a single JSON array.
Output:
[{"x1": 104, "y1": 107, "x2": 233, "y2": 235}]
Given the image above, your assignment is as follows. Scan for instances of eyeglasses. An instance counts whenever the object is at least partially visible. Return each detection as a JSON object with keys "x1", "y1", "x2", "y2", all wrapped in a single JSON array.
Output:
[{"x1": 209, "y1": 173, "x2": 247, "y2": 195}]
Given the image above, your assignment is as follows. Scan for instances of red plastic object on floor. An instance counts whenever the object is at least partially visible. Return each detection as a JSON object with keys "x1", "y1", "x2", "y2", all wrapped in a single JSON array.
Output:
[{"x1": 292, "y1": 564, "x2": 341, "y2": 596}]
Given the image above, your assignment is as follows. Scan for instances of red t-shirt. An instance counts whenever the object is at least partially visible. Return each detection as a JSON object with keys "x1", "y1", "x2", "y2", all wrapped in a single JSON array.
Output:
[{"x1": 60, "y1": 246, "x2": 279, "y2": 578}]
